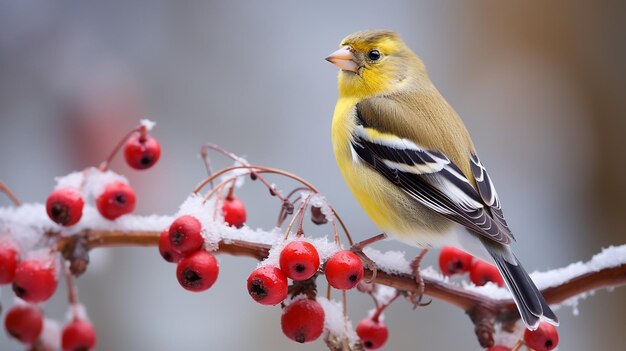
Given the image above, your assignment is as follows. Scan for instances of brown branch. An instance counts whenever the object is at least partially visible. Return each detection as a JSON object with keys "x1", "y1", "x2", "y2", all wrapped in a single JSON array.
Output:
[{"x1": 54, "y1": 230, "x2": 626, "y2": 348}]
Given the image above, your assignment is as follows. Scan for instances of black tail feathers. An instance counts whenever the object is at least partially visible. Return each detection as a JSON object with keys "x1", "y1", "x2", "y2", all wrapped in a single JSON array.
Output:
[{"x1": 488, "y1": 248, "x2": 559, "y2": 330}]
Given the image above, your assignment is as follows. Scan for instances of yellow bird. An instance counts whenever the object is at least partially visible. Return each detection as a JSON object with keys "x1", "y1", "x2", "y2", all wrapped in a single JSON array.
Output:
[{"x1": 326, "y1": 29, "x2": 557, "y2": 329}]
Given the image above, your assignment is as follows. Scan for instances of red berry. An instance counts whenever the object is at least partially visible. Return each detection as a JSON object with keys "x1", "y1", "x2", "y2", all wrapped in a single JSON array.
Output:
[
  {"x1": 247, "y1": 266, "x2": 288, "y2": 305},
  {"x1": 0, "y1": 242, "x2": 19, "y2": 284},
  {"x1": 46, "y1": 188, "x2": 84, "y2": 226},
  {"x1": 281, "y1": 298, "x2": 325, "y2": 343},
  {"x1": 12, "y1": 258, "x2": 58, "y2": 303},
  {"x1": 95, "y1": 182, "x2": 136, "y2": 220},
  {"x1": 158, "y1": 229, "x2": 183, "y2": 263},
  {"x1": 61, "y1": 319, "x2": 96, "y2": 351},
  {"x1": 222, "y1": 195, "x2": 247, "y2": 228},
  {"x1": 279, "y1": 241, "x2": 320, "y2": 281},
  {"x1": 438, "y1": 246, "x2": 473, "y2": 276},
  {"x1": 4, "y1": 304, "x2": 44, "y2": 344},
  {"x1": 325, "y1": 250, "x2": 364, "y2": 290},
  {"x1": 168, "y1": 215, "x2": 204, "y2": 256},
  {"x1": 470, "y1": 260, "x2": 505, "y2": 287},
  {"x1": 524, "y1": 322, "x2": 559, "y2": 351},
  {"x1": 486, "y1": 347, "x2": 511, "y2": 351},
  {"x1": 124, "y1": 133, "x2": 161, "y2": 170},
  {"x1": 176, "y1": 250, "x2": 219, "y2": 292},
  {"x1": 356, "y1": 317, "x2": 388, "y2": 350}
]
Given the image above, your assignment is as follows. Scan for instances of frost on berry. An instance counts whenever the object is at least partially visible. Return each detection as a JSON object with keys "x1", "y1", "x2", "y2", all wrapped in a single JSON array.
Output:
[
  {"x1": 281, "y1": 297, "x2": 325, "y2": 344},
  {"x1": 524, "y1": 321, "x2": 559, "y2": 351},
  {"x1": 4, "y1": 303, "x2": 44, "y2": 344},
  {"x1": 438, "y1": 246, "x2": 473, "y2": 276},
  {"x1": 96, "y1": 181, "x2": 136, "y2": 220},
  {"x1": 279, "y1": 241, "x2": 320, "y2": 281},
  {"x1": 61, "y1": 319, "x2": 96, "y2": 351},
  {"x1": 168, "y1": 215, "x2": 204, "y2": 256},
  {"x1": 46, "y1": 188, "x2": 84, "y2": 226},
  {"x1": 324, "y1": 250, "x2": 364, "y2": 290},
  {"x1": 124, "y1": 133, "x2": 161, "y2": 170},
  {"x1": 356, "y1": 317, "x2": 388, "y2": 350},
  {"x1": 247, "y1": 266, "x2": 288, "y2": 305},
  {"x1": 0, "y1": 241, "x2": 19, "y2": 284},
  {"x1": 12, "y1": 257, "x2": 58, "y2": 303},
  {"x1": 176, "y1": 251, "x2": 219, "y2": 292},
  {"x1": 470, "y1": 260, "x2": 505, "y2": 287}
]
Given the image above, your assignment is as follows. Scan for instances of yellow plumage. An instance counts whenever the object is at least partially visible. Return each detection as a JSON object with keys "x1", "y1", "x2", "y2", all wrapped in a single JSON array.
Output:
[
  {"x1": 327, "y1": 29, "x2": 558, "y2": 329},
  {"x1": 330, "y1": 30, "x2": 475, "y2": 241}
]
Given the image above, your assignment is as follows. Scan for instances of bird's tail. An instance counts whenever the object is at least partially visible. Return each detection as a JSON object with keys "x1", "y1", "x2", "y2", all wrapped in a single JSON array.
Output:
[{"x1": 486, "y1": 246, "x2": 559, "y2": 330}]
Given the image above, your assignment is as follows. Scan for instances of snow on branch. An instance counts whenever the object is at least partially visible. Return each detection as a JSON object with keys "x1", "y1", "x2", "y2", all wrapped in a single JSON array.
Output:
[{"x1": 2, "y1": 199, "x2": 626, "y2": 348}]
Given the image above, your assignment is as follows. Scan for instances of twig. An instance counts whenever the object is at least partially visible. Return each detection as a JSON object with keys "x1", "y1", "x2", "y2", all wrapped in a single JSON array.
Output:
[{"x1": 0, "y1": 180, "x2": 22, "y2": 206}]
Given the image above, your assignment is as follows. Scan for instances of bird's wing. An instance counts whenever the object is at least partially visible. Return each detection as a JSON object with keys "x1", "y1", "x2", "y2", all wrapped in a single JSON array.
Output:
[
  {"x1": 469, "y1": 153, "x2": 513, "y2": 239},
  {"x1": 350, "y1": 107, "x2": 514, "y2": 245}
]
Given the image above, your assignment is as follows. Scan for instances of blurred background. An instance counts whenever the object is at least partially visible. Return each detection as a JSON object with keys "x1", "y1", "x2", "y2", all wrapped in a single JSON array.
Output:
[{"x1": 1, "y1": 1, "x2": 625, "y2": 350}]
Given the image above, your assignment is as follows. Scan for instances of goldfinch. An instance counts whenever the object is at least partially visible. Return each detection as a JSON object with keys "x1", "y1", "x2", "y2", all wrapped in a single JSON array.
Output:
[{"x1": 326, "y1": 29, "x2": 558, "y2": 329}]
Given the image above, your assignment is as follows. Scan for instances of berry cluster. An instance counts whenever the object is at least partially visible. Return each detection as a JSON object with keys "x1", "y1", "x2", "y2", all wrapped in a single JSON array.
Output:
[
  {"x1": 46, "y1": 121, "x2": 160, "y2": 227},
  {"x1": 159, "y1": 215, "x2": 219, "y2": 292},
  {"x1": 1, "y1": 120, "x2": 161, "y2": 349},
  {"x1": 438, "y1": 246, "x2": 504, "y2": 287},
  {"x1": 244, "y1": 239, "x2": 364, "y2": 344}
]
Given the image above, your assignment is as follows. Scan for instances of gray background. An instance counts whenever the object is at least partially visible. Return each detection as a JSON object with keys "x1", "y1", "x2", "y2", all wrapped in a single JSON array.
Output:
[{"x1": 1, "y1": 1, "x2": 625, "y2": 350}]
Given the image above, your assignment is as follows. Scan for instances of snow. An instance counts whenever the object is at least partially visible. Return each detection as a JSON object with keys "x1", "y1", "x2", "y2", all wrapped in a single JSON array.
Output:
[
  {"x1": 40, "y1": 318, "x2": 61, "y2": 350},
  {"x1": 55, "y1": 167, "x2": 129, "y2": 198},
  {"x1": 139, "y1": 118, "x2": 156, "y2": 131},
  {"x1": 364, "y1": 242, "x2": 626, "y2": 317},
  {"x1": 318, "y1": 297, "x2": 359, "y2": 347},
  {"x1": 260, "y1": 234, "x2": 340, "y2": 268},
  {"x1": 66, "y1": 303, "x2": 90, "y2": 322},
  {"x1": 372, "y1": 284, "x2": 397, "y2": 306},
  {"x1": 303, "y1": 192, "x2": 335, "y2": 222},
  {"x1": 363, "y1": 248, "x2": 412, "y2": 275}
]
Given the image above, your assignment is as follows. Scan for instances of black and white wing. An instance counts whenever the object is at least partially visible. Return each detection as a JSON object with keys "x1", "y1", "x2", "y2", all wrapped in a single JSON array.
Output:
[
  {"x1": 350, "y1": 112, "x2": 514, "y2": 245},
  {"x1": 470, "y1": 153, "x2": 513, "y2": 239}
]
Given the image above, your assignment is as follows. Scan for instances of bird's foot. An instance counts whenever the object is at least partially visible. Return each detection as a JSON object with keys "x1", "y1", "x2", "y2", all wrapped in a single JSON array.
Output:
[
  {"x1": 407, "y1": 248, "x2": 432, "y2": 308},
  {"x1": 350, "y1": 233, "x2": 388, "y2": 282}
]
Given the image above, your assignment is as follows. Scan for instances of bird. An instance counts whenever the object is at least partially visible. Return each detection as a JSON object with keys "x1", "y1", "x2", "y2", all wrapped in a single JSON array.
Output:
[{"x1": 326, "y1": 29, "x2": 558, "y2": 330}]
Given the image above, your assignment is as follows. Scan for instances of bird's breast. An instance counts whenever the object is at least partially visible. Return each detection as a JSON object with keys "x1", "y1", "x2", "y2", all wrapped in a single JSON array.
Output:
[{"x1": 331, "y1": 99, "x2": 453, "y2": 244}]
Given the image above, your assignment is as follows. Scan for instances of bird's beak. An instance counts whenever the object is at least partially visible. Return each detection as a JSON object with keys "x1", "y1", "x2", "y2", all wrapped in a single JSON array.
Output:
[{"x1": 325, "y1": 46, "x2": 358, "y2": 73}]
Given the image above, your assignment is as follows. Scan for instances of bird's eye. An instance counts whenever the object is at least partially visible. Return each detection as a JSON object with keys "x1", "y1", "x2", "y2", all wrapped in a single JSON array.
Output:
[{"x1": 367, "y1": 49, "x2": 381, "y2": 61}]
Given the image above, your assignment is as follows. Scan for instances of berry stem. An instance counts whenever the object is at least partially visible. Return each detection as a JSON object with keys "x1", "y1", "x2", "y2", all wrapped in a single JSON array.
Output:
[
  {"x1": 98, "y1": 126, "x2": 142, "y2": 172},
  {"x1": 511, "y1": 337, "x2": 524, "y2": 351},
  {"x1": 284, "y1": 199, "x2": 307, "y2": 240},
  {"x1": 193, "y1": 165, "x2": 354, "y2": 246},
  {"x1": 0, "y1": 180, "x2": 22, "y2": 206},
  {"x1": 332, "y1": 220, "x2": 341, "y2": 246},
  {"x1": 295, "y1": 193, "x2": 313, "y2": 236},
  {"x1": 204, "y1": 176, "x2": 237, "y2": 204},
  {"x1": 371, "y1": 290, "x2": 400, "y2": 323},
  {"x1": 342, "y1": 289, "x2": 348, "y2": 319},
  {"x1": 199, "y1": 145, "x2": 215, "y2": 190},
  {"x1": 200, "y1": 144, "x2": 286, "y2": 201},
  {"x1": 351, "y1": 233, "x2": 388, "y2": 252},
  {"x1": 326, "y1": 282, "x2": 332, "y2": 300},
  {"x1": 63, "y1": 260, "x2": 80, "y2": 320}
]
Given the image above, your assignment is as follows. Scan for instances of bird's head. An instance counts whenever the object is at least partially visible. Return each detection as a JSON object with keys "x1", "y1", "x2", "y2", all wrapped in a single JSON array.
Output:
[{"x1": 326, "y1": 30, "x2": 427, "y2": 98}]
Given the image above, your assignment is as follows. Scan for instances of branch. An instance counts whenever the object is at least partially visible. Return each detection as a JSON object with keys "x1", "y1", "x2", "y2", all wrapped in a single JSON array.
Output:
[{"x1": 55, "y1": 230, "x2": 626, "y2": 347}]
